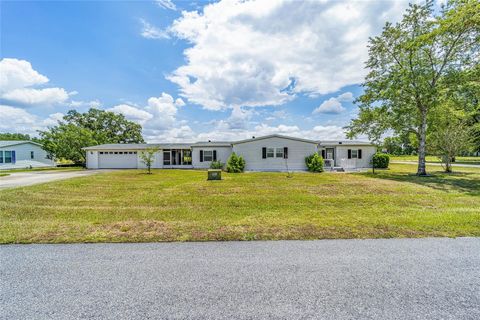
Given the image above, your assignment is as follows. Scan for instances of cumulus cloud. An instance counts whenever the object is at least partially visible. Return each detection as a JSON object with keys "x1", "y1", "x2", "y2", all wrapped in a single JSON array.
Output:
[
  {"x1": 0, "y1": 58, "x2": 48, "y2": 92},
  {"x1": 106, "y1": 92, "x2": 190, "y2": 141},
  {"x1": 2, "y1": 87, "x2": 69, "y2": 106},
  {"x1": 313, "y1": 91, "x2": 353, "y2": 114},
  {"x1": 167, "y1": 0, "x2": 409, "y2": 110},
  {"x1": 107, "y1": 104, "x2": 153, "y2": 125},
  {"x1": 140, "y1": 19, "x2": 169, "y2": 39},
  {"x1": 194, "y1": 122, "x2": 346, "y2": 142},
  {"x1": 0, "y1": 105, "x2": 63, "y2": 135},
  {"x1": 0, "y1": 58, "x2": 72, "y2": 107}
]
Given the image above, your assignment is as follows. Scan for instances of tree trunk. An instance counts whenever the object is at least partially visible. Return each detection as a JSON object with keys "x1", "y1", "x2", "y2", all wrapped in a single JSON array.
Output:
[{"x1": 417, "y1": 109, "x2": 428, "y2": 176}]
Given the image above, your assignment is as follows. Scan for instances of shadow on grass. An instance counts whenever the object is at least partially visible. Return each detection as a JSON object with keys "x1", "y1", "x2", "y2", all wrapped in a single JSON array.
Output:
[{"x1": 361, "y1": 170, "x2": 480, "y2": 195}]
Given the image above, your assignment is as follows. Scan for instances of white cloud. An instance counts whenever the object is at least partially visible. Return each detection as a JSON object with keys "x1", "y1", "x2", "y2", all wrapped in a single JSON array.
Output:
[
  {"x1": 0, "y1": 105, "x2": 63, "y2": 135},
  {"x1": 107, "y1": 104, "x2": 153, "y2": 125},
  {"x1": 194, "y1": 122, "x2": 346, "y2": 142},
  {"x1": 313, "y1": 98, "x2": 345, "y2": 114},
  {"x1": 0, "y1": 58, "x2": 48, "y2": 93},
  {"x1": 337, "y1": 92, "x2": 354, "y2": 102},
  {"x1": 2, "y1": 87, "x2": 69, "y2": 106},
  {"x1": 313, "y1": 91, "x2": 354, "y2": 114},
  {"x1": 105, "y1": 92, "x2": 189, "y2": 141},
  {"x1": 0, "y1": 58, "x2": 72, "y2": 107},
  {"x1": 140, "y1": 19, "x2": 169, "y2": 39},
  {"x1": 155, "y1": 0, "x2": 176, "y2": 10},
  {"x1": 167, "y1": 0, "x2": 409, "y2": 110}
]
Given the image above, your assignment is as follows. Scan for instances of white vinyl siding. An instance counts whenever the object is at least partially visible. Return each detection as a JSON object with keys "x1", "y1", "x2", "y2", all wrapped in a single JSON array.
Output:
[
  {"x1": 191, "y1": 146, "x2": 232, "y2": 169},
  {"x1": 233, "y1": 136, "x2": 317, "y2": 171},
  {"x1": 0, "y1": 142, "x2": 54, "y2": 169},
  {"x1": 333, "y1": 146, "x2": 377, "y2": 168}
]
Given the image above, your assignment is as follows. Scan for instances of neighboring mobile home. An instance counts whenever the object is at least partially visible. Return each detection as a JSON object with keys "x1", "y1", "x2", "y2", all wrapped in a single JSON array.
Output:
[
  {"x1": 84, "y1": 134, "x2": 376, "y2": 171},
  {"x1": 0, "y1": 141, "x2": 55, "y2": 170}
]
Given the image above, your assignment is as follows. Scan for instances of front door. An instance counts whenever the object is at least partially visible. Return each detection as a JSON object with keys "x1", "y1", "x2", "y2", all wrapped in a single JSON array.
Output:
[{"x1": 326, "y1": 148, "x2": 334, "y2": 160}]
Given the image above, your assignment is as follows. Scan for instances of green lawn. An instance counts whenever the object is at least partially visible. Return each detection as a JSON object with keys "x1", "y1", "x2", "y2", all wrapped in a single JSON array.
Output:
[
  {"x1": 391, "y1": 155, "x2": 480, "y2": 165},
  {"x1": 0, "y1": 164, "x2": 479, "y2": 243}
]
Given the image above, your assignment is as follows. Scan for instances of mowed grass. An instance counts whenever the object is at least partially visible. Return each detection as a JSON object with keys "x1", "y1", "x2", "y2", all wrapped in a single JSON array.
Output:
[{"x1": 0, "y1": 164, "x2": 479, "y2": 243}]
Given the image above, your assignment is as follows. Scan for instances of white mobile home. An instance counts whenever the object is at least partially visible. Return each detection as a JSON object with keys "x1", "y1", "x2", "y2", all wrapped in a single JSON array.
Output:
[
  {"x1": 0, "y1": 141, "x2": 55, "y2": 170},
  {"x1": 84, "y1": 134, "x2": 377, "y2": 171}
]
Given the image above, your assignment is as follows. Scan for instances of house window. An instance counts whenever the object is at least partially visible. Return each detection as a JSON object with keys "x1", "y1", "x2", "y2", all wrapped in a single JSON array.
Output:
[
  {"x1": 275, "y1": 148, "x2": 284, "y2": 158},
  {"x1": 163, "y1": 150, "x2": 171, "y2": 165},
  {"x1": 4, "y1": 151, "x2": 12, "y2": 163},
  {"x1": 0, "y1": 151, "x2": 3, "y2": 163},
  {"x1": 203, "y1": 150, "x2": 213, "y2": 161},
  {"x1": 266, "y1": 148, "x2": 275, "y2": 158},
  {"x1": 351, "y1": 150, "x2": 358, "y2": 159},
  {"x1": 30, "y1": 151, "x2": 34, "y2": 159}
]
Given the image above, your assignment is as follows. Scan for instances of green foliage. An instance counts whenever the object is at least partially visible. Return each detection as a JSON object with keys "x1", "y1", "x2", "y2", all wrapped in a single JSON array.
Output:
[
  {"x1": 63, "y1": 108, "x2": 144, "y2": 144},
  {"x1": 139, "y1": 147, "x2": 159, "y2": 174},
  {"x1": 39, "y1": 108, "x2": 144, "y2": 164},
  {"x1": 429, "y1": 107, "x2": 470, "y2": 172},
  {"x1": 40, "y1": 124, "x2": 96, "y2": 165},
  {"x1": 382, "y1": 135, "x2": 415, "y2": 155},
  {"x1": 210, "y1": 160, "x2": 224, "y2": 170},
  {"x1": 305, "y1": 153, "x2": 324, "y2": 172},
  {"x1": 372, "y1": 153, "x2": 390, "y2": 169},
  {"x1": 0, "y1": 133, "x2": 36, "y2": 141},
  {"x1": 346, "y1": 0, "x2": 480, "y2": 175},
  {"x1": 226, "y1": 152, "x2": 245, "y2": 173}
]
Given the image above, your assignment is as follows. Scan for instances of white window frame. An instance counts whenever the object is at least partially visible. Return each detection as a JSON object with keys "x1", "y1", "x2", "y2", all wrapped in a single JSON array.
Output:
[
  {"x1": 203, "y1": 150, "x2": 213, "y2": 162},
  {"x1": 266, "y1": 148, "x2": 275, "y2": 158},
  {"x1": 275, "y1": 148, "x2": 284, "y2": 158},
  {"x1": 351, "y1": 149, "x2": 358, "y2": 159}
]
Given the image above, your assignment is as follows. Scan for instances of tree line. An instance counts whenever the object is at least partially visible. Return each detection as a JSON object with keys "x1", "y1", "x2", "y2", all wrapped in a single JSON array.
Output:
[{"x1": 347, "y1": 0, "x2": 479, "y2": 175}]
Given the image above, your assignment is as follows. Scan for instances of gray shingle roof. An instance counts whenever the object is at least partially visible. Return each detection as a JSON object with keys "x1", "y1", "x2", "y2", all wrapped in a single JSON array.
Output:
[
  {"x1": 0, "y1": 140, "x2": 42, "y2": 148},
  {"x1": 82, "y1": 135, "x2": 375, "y2": 150}
]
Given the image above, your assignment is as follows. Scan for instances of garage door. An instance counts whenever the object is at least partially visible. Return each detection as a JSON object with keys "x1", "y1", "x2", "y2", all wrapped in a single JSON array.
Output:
[{"x1": 98, "y1": 151, "x2": 138, "y2": 169}]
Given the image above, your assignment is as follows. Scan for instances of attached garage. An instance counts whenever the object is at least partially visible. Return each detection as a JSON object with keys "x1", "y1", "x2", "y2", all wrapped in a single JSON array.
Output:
[{"x1": 98, "y1": 151, "x2": 138, "y2": 169}]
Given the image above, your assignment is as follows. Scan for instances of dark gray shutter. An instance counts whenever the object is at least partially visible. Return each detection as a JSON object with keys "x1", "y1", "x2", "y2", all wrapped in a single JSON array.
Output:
[
  {"x1": 200, "y1": 150, "x2": 203, "y2": 162},
  {"x1": 262, "y1": 147, "x2": 266, "y2": 159},
  {"x1": 213, "y1": 150, "x2": 217, "y2": 161},
  {"x1": 321, "y1": 150, "x2": 325, "y2": 159},
  {"x1": 284, "y1": 147, "x2": 288, "y2": 159},
  {"x1": 347, "y1": 149, "x2": 352, "y2": 159},
  {"x1": 358, "y1": 149, "x2": 362, "y2": 159}
]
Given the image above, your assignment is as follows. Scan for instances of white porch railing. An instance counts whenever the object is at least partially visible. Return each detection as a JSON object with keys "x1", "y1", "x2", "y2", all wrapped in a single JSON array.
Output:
[{"x1": 324, "y1": 159, "x2": 334, "y2": 170}]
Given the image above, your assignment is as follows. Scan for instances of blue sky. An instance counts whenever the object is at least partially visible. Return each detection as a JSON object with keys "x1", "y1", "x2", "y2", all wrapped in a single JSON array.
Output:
[{"x1": 0, "y1": 0, "x2": 415, "y2": 142}]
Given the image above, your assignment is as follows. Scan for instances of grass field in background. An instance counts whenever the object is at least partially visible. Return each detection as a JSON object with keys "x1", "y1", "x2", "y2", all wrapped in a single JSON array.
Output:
[
  {"x1": 390, "y1": 155, "x2": 480, "y2": 165},
  {"x1": 0, "y1": 163, "x2": 479, "y2": 243}
]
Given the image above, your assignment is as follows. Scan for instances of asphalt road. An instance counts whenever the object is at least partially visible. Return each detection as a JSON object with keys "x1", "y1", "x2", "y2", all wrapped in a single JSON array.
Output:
[
  {"x1": 1, "y1": 238, "x2": 479, "y2": 320},
  {"x1": 0, "y1": 170, "x2": 105, "y2": 189}
]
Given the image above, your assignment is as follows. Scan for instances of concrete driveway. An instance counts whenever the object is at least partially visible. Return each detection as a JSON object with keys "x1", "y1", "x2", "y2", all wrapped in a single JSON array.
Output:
[
  {"x1": 1, "y1": 238, "x2": 479, "y2": 320},
  {"x1": 0, "y1": 170, "x2": 105, "y2": 189}
]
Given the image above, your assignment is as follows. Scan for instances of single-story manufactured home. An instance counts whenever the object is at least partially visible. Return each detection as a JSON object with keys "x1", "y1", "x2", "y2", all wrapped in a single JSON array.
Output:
[
  {"x1": 84, "y1": 134, "x2": 376, "y2": 171},
  {"x1": 0, "y1": 140, "x2": 55, "y2": 170}
]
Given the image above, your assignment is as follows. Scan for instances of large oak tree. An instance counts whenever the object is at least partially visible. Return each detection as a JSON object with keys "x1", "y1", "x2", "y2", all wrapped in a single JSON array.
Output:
[
  {"x1": 39, "y1": 108, "x2": 144, "y2": 164},
  {"x1": 346, "y1": 0, "x2": 479, "y2": 175}
]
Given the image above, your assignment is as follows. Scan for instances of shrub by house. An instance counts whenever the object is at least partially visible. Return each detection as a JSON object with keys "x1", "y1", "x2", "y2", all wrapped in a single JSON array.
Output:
[
  {"x1": 305, "y1": 153, "x2": 324, "y2": 172},
  {"x1": 226, "y1": 152, "x2": 246, "y2": 173},
  {"x1": 372, "y1": 153, "x2": 390, "y2": 169}
]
